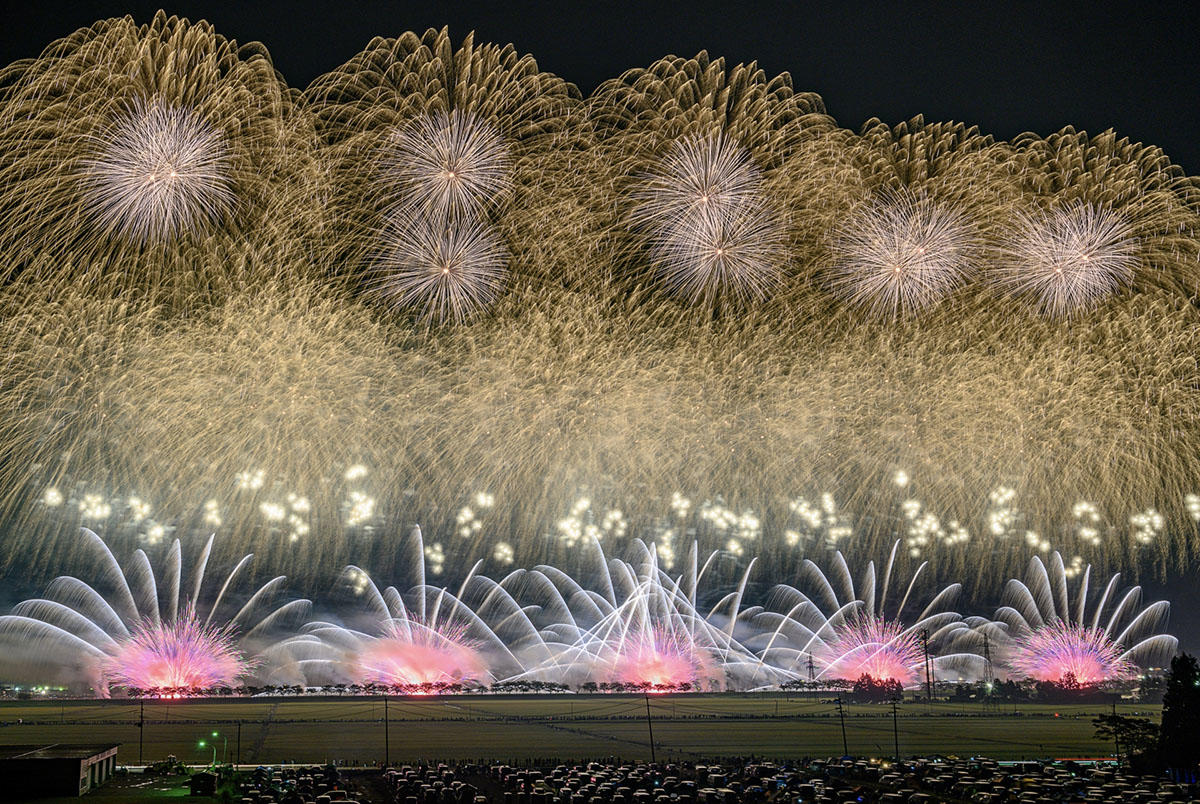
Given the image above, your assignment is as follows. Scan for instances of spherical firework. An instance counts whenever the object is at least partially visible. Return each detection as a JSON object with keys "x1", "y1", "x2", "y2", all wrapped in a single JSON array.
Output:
[
  {"x1": 1013, "y1": 127, "x2": 1200, "y2": 300},
  {"x1": 0, "y1": 11, "x2": 319, "y2": 301},
  {"x1": 994, "y1": 553, "x2": 1178, "y2": 683},
  {"x1": 80, "y1": 98, "x2": 235, "y2": 245},
  {"x1": 305, "y1": 27, "x2": 585, "y2": 291},
  {"x1": 630, "y1": 133, "x2": 785, "y2": 306},
  {"x1": 383, "y1": 109, "x2": 512, "y2": 221},
  {"x1": 630, "y1": 133, "x2": 764, "y2": 226},
  {"x1": 587, "y1": 52, "x2": 831, "y2": 307},
  {"x1": 995, "y1": 203, "x2": 1138, "y2": 318},
  {"x1": 829, "y1": 190, "x2": 979, "y2": 318},
  {"x1": 368, "y1": 209, "x2": 509, "y2": 323}
]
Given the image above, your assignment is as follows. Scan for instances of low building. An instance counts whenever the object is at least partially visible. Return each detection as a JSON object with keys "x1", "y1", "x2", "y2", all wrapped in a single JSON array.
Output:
[{"x1": 0, "y1": 743, "x2": 119, "y2": 799}]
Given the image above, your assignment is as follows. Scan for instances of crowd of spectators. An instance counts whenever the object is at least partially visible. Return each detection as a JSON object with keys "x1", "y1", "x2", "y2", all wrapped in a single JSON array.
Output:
[{"x1": 372, "y1": 756, "x2": 1198, "y2": 804}]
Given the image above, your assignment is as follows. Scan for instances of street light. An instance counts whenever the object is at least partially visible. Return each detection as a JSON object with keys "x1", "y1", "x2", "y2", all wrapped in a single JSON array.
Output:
[
  {"x1": 198, "y1": 739, "x2": 216, "y2": 768},
  {"x1": 211, "y1": 731, "x2": 228, "y2": 765}
]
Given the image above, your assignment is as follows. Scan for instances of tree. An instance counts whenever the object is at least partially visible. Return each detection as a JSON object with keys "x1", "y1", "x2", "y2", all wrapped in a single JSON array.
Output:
[
  {"x1": 851, "y1": 674, "x2": 903, "y2": 703},
  {"x1": 1159, "y1": 653, "x2": 1200, "y2": 771},
  {"x1": 1093, "y1": 714, "x2": 1159, "y2": 764}
]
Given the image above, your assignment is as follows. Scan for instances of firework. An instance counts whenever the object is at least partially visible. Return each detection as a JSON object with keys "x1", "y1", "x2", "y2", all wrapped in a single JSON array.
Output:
[
  {"x1": 0, "y1": 529, "x2": 310, "y2": 695},
  {"x1": 80, "y1": 99, "x2": 235, "y2": 245},
  {"x1": 266, "y1": 528, "x2": 525, "y2": 687},
  {"x1": 0, "y1": 531, "x2": 1181, "y2": 695},
  {"x1": 828, "y1": 189, "x2": 979, "y2": 318},
  {"x1": 353, "y1": 622, "x2": 489, "y2": 688},
  {"x1": 0, "y1": 12, "x2": 319, "y2": 301},
  {"x1": 994, "y1": 553, "x2": 1177, "y2": 683},
  {"x1": 819, "y1": 616, "x2": 925, "y2": 685},
  {"x1": 504, "y1": 539, "x2": 775, "y2": 690},
  {"x1": 305, "y1": 27, "x2": 585, "y2": 289},
  {"x1": 102, "y1": 607, "x2": 248, "y2": 690},
  {"x1": 383, "y1": 110, "x2": 512, "y2": 222},
  {"x1": 1013, "y1": 127, "x2": 1200, "y2": 300},
  {"x1": 994, "y1": 203, "x2": 1138, "y2": 318},
  {"x1": 367, "y1": 208, "x2": 509, "y2": 323},
  {"x1": 629, "y1": 133, "x2": 785, "y2": 306},
  {"x1": 1007, "y1": 622, "x2": 1134, "y2": 684},
  {"x1": 0, "y1": 21, "x2": 1198, "y2": 593},
  {"x1": 751, "y1": 542, "x2": 989, "y2": 685},
  {"x1": 630, "y1": 133, "x2": 766, "y2": 227},
  {"x1": 606, "y1": 628, "x2": 714, "y2": 688}
]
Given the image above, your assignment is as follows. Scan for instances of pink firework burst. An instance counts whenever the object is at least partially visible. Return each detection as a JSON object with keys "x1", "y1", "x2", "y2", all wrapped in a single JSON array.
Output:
[
  {"x1": 355, "y1": 622, "x2": 489, "y2": 687},
  {"x1": 608, "y1": 630, "x2": 712, "y2": 688},
  {"x1": 104, "y1": 609, "x2": 248, "y2": 691},
  {"x1": 821, "y1": 617, "x2": 922, "y2": 686},
  {"x1": 1009, "y1": 622, "x2": 1134, "y2": 684}
]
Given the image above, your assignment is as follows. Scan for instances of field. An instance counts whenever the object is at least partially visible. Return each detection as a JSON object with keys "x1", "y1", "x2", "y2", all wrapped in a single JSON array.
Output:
[{"x1": 0, "y1": 695, "x2": 1155, "y2": 766}]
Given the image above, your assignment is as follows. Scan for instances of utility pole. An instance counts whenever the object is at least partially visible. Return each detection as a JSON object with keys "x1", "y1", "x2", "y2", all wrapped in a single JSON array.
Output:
[
  {"x1": 921, "y1": 630, "x2": 933, "y2": 709},
  {"x1": 383, "y1": 695, "x2": 390, "y2": 767},
  {"x1": 891, "y1": 698, "x2": 900, "y2": 762},
  {"x1": 836, "y1": 696, "x2": 849, "y2": 757},
  {"x1": 1111, "y1": 697, "x2": 1120, "y2": 766},
  {"x1": 138, "y1": 700, "x2": 144, "y2": 765},
  {"x1": 644, "y1": 694, "x2": 657, "y2": 764},
  {"x1": 807, "y1": 654, "x2": 816, "y2": 700}
]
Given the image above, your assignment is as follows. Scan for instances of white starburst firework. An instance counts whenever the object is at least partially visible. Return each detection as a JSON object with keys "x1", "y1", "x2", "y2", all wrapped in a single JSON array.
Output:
[
  {"x1": 829, "y1": 190, "x2": 978, "y2": 319},
  {"x1": 995, "y1": 203, "x2": 1138, "y2": 318},
  {"x1": 368, "y1": 209, "x2": 509, "y2": 323},
  {"x1": 995, "y1": 552, "x2": 1177, "y2": 682},
  {"x1": 79, "y1": 99, "x2": 235, "y2": 244},
  {"x1": 630, "y1": 132, "x2": 785, "y2": 306},
  {"x1": 382, "y1": 110, "x2": 511, "y2": 221}
]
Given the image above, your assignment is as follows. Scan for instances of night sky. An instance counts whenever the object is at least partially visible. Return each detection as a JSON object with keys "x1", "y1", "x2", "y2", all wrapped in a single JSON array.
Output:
[
  {"x1": 2, "y1": 1, "x2": 1199, "y2": 651},
  {"x1": 2, "y1": 1, "x2": 1199, "y2": 174}
]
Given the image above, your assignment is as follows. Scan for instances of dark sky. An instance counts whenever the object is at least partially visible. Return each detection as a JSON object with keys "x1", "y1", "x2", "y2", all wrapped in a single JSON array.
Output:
[
  {"x1": 2, "y1": 1, "x2": 1199, "y2": 173},
  {"x1": 1, "y1": 1, "x2": 1198, "y2": 651}
]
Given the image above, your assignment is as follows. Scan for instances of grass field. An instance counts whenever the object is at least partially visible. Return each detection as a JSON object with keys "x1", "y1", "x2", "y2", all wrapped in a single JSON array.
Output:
[{"x1": 0, "y1": 695, "x2": 1156, "y2": 766}]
